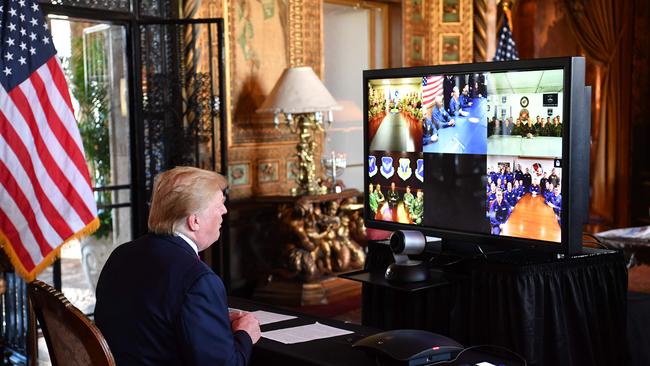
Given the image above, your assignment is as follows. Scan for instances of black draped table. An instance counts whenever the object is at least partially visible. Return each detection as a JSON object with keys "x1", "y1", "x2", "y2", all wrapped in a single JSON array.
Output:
[
  {"x1": 359, "y1": 241, "x2": 628, "y2": 366},
  {"x1": 229, "y1": 297, "x2": 525, "y2": 366}
]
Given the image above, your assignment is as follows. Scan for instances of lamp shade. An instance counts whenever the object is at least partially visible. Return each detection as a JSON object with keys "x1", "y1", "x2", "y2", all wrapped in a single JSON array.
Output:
[{"x1": 257, "y1": 66, "x2": 341, "y2": 114}]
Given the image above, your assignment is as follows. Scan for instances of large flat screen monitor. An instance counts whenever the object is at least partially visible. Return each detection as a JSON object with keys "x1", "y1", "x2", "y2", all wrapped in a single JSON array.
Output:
[{"x1": 364, "y1": 57, "x2": 589, "y2": 255}]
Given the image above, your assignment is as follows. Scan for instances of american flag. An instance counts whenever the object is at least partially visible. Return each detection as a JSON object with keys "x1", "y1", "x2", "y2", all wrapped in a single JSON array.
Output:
[
  {"x1": 421, "y1": 75, "x2": 443, "y2": 108},
  {"x1": 493, "y1": 16, "x2": 519, "y2": 61},
  {"x1": 0, "y1": 0, "x2": 98, "y2": 281}
]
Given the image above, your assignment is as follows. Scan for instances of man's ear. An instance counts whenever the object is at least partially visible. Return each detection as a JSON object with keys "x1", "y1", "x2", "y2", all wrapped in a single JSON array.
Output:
[{"x1": 186, "y1": 213, "x2": 200, "y2": 232}]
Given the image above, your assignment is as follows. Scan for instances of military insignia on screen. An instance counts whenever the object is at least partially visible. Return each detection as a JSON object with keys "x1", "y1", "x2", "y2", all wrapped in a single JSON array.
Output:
[
  {"x1": 368, "y1": 156, "x2": 378, "y2": 177},
  {"x1": 397, "y1": 158, "x2": 412, "y2": 181},
  {"x1": 415, "y1": 159, "x2": 424, "y2": 182},
  {"x1": 380, "y1": 157, "x2": 395, "y2": 179}
]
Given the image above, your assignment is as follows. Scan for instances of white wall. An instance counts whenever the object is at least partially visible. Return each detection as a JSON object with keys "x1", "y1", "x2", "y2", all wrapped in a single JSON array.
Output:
[
  {"x1": 487, "y1": 155, "x2": 562, "y2": 184},
  {"x1": 323, "y1": 3, "x2": 371, "y2": 191},
  {"x1": 488, "y1": 92, "x2": 564, "y2": 122}
]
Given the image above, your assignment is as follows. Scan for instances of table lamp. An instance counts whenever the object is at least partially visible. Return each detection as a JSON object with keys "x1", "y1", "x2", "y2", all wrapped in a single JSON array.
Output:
[{"x1": 257, "y1": 66, "x2": 341, "y2": 195}]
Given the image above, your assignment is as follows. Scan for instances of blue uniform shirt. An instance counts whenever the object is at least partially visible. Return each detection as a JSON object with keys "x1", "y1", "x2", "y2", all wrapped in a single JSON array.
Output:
[
  {"x1": 460, "y1": 94, "x2": 472, "y2": 109},
  {"x1": 505, "y1": 190, "x2": 517, "y2": 207},
  {"x1": 449, "y1": 97, "x2": 461, "y2": 116},
  {"x1": 432, "y1": 106, "x2": 454, "y2": 127},
  {"x1": 489, "y1": 199, "x2": 511, "y2": 226}
]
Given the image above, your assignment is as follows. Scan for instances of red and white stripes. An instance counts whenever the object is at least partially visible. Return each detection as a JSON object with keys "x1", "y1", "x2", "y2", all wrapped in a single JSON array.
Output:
[{"x1": 0, "y1": 56, "x2": 98, "y2": 280}]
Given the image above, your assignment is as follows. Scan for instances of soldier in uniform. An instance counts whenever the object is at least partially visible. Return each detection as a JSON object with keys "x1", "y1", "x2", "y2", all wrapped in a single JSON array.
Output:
[
  {"x1": 410, "y1": 190, "x2": 424, "y2": 225},
  {"x1": 548, "y1": 168, "x2": 561, "y2": 188},
  {"x1": 504, "y1": 182, "x2": 517, "y2": 208},
  {"x1": 489, "y1": 189, "x2": 512, "y2": 235},
  {"x1": 368, "y1": 183, "x2": 379, "y2": 215},
  {"x1": 523, "y1": 168, "x2": 532, "y2": 192},
  {"x1": 540, "y1": 173, "x2": 548, "y2": 196},
  {"x1": 547, "y1": 185, "x2": 562, "y2": 226},
  {"x1": 530, "y1": 179, "x2": 541, "y2": 197},
  {"x1": 432, "y1": 95, "x2": 456, "y2": 129},
  {"x1": 422, "y1": 104, "x2": 439, "y2": 144},
  {"x1": 449, "y1": 86, "x2": 470, "y2": 117},
  {"x1": 403, "y1": 185, "x2": 415, "y2": 212},
  {"x1": 387, "y1": 182, "x2": 399, "y2": 208},
  {"x1": 514, "y1": 164, "x2": 523, "y2": 183}
]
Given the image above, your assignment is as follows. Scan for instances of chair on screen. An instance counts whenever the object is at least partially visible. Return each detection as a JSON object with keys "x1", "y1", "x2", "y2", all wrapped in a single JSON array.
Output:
[{"x1": 28, "y1": 280, "x2": 115, "y2": 366}]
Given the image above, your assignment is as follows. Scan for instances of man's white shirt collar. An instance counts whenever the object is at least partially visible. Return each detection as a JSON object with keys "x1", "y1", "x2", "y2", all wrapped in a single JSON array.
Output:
[{"x1": 175, "y1": 232, "x2": 199, "y2": 255}]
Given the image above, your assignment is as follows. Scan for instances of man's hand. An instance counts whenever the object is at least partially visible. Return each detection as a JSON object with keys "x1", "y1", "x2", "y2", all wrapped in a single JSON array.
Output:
[{"x1": 232, "y1": 313, "x2": 261, "y2": 344}]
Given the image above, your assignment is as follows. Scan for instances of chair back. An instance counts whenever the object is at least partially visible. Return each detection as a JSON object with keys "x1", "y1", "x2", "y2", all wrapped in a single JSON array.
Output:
[{"x1": 28, "y1": 280, "x2": 115, "y2": 366}]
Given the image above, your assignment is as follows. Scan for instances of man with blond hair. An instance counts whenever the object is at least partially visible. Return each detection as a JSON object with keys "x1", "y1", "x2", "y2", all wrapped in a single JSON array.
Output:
[{"x1": 95, "y1": 166, "x2": 260, "y2": 366}]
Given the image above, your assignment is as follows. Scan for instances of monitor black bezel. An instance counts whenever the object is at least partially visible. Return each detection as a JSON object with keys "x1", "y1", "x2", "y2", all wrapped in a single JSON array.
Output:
[{"x1": 363, "y1": 57, "x2": 583, "y2": 255}]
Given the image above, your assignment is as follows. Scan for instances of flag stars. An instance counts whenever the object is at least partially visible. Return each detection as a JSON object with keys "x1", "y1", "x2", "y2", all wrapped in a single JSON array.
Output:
[
  {"x1": 6, "y1": 37, "x2": 15, "y2": 46},
  {"x1": 42, "y1": 36, "x2": 49, "y2": 44},
  {"x1": 8, "y1": 22, "x2": 16, "y2": 31},
  {"x1": 30, "y1": 17, "x2": 38, "y2": 26},
  {"x1": 31, "y1": 3, "x2": 39, "y2": 11},
  {"x1": 43, "y1": 22, "x2": 48, "y2": 30},
  {"x1": 20, "y1": 13, "x2": 25, "y2": 21},
  {"x1": 3, "y1": 67, "x2": 11, "y2": 76},
  {"x1": 19, "y1": 42, "x2": 26, "y2": 50},
  {"x1": 5, "y1": 53, "x2": 14, "y2": 61},
  {"x1": 18, "y1": 56, "x2": 26, "y2": 65},
  {"x1": 20, "y1": 28, "x2": 26, "y2": 36},
  {"x1": 29, "y1": 32, "x2": 36, "y2": 41},
  {"x1": 18, "y1": 0, "x2": 26, "y2": 7},
  {"x1": 9, "y1": 7, "x2": 17, "y2": 16},
  {"x1": 29, "y1": 46, "x2": 36, "y2": 55}
]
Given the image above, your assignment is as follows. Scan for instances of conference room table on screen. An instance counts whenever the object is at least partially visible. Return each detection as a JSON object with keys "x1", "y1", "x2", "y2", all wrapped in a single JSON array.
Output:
[
  {"x1": 423, "y1": 98, "x2": 487, "y2": 154},
  {"x1": 502, "y1": 193, "x2": 561, "y2": 242},
  {"x1": 369, "y1": 111, "x2": 422, "y2": 152},
  {"x1": 487, "y1": 135, "x2": 562, "y2": 157}
]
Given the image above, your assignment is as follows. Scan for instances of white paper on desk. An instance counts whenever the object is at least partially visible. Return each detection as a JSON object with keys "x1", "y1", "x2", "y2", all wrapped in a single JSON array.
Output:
[
  {"x1": 228, "y1": 308, "x2": 297, "y2": 325},
  {"x1": 261, "y1": 322, "x2": 353, "y2": 344},
  {"x1": 251, "y1": 310, "x2": 297, "y2": 325}
]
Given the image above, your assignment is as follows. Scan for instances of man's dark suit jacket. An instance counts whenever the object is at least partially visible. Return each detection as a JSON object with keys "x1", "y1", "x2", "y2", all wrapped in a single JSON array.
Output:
[{"x1": 95, "y1": 234, "x2": 252, "y2": 365}]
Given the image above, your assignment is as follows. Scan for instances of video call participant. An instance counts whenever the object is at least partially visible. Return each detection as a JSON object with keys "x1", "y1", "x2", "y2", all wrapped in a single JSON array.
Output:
[
  {"x1": 530, "y1": 179, "x2": 541, "y2": 197},
  {"x1": 514, "y1": 164, "x2": 523, "y2": 183},
  {"x1": 511, "y1": 118, "x2": 524, "y2": 136},
  {"x1": 548, "y1": 168, "x2": 561, "y2": 188},
  {"x1": 449, "y1": 86, "x2": 470, "y2": 117},
  {"x1": 410, "y1": 190, "x2": 424, "y2": 225},
  {"x1": 547, "y1": 185, "x2": 562, "y2": 226},
  {"x1": 422, "y1": 104, "x2": 439, "y2": 144},
  {"x1": 489, "y1": 189, "x2": 512, "y2": 235},
  {"x1": 432, "y1": 96, "x2": 456, "y2": 129},
  {"x1": 523, "y1": 168, "x2": 532, "y2": 192},
  {"x1": 505, "y1": 182, "x2": 517, "y2": 207},
  {"x1": 95, "y1": 167, "x2": 261, "y2": 366},
  {"x1": 368, "y1": 183, "x2": 379, "y2": 215},
  {"x1": 513, "y1": 180, "x2": 524, "y2": 201},
  {"x1": 387, "y1": 182, "x2": 399, "y2": 208},
  {"x1": 403, "y1": 186, "x2": 415, "y2": 211},
  {"x1": 540, "y1": 173, "x2": 548, "y2": 195},
  {"x1": 375, "y1": 183, "x2": 385, "y2": 208},
  {"x1": 461, "y1": 84, "x2": 474, "y2": 109}
]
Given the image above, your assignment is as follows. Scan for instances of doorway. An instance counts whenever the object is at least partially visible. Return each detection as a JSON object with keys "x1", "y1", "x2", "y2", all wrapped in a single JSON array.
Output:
[{"x1": 323, "y1": 0, "x2": 389, "y2": 191}]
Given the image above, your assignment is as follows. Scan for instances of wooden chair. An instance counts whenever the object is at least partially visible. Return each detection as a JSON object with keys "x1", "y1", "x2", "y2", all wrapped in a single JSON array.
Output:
[{"x1": 28, "y1": 280, "x2": 115, "y2": 366}]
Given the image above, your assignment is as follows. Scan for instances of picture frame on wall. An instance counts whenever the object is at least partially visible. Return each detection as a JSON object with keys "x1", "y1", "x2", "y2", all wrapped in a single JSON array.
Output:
[
  {"x1": 228, "y1": 162, "x2": 251, "y2": 187},
  {"x1": 440, "y1": 34, "x2": 461, "y2": 63},
  {"x1": 441, "y1": 0, "x2": 461, "y2": 23}
]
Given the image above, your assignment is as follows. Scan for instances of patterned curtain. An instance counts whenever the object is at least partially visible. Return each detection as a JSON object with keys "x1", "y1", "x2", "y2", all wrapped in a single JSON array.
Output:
[{"x1": 561, "y1": 0, "x2": 634, "y2": 227}]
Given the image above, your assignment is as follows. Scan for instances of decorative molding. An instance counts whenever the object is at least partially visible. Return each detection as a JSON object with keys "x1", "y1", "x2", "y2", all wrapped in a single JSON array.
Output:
[
  {"x1": 403, "y1": 0, "x2": 473, "y2": 66},
  {"x1": 473, "y1": 0, "x2": 488, "y2": 62}
]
